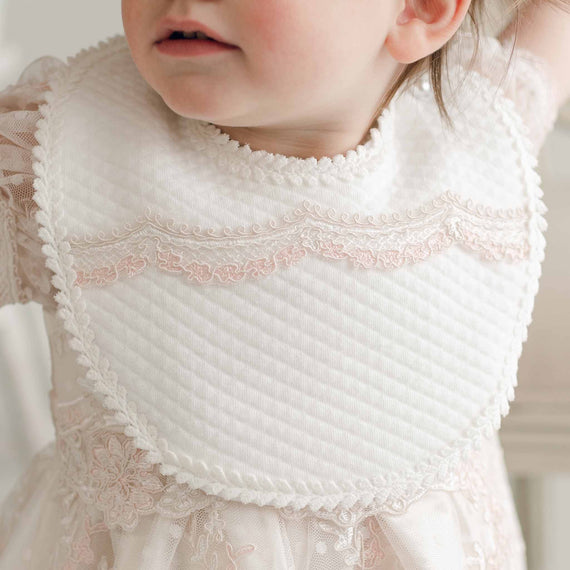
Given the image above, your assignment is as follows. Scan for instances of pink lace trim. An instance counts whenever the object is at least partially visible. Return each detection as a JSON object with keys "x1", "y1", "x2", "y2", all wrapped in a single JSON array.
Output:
[
  {"x1": 39, "y1": 390, "x2": 525, "y2": 569},
  {"x1": 69, "y1": 191, "x2": 531, "y2": 288}
]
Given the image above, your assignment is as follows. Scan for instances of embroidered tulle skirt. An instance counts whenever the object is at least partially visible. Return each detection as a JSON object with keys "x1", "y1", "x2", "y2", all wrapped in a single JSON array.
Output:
[{"x1": 0, "y1": 407, "x2": 527, "y2": 570}]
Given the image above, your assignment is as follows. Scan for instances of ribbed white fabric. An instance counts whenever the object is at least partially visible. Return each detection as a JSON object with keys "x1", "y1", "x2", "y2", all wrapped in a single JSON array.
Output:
[{"x1": 0, "y1": 30, "x2": 559, "y2": 569}]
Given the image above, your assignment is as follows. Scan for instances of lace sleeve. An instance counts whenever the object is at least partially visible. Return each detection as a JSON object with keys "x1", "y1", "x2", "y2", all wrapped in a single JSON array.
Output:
[
  {"x1": 0, "y1": 56, "x2": 66, "y2": 309},
  {"x1": 453, "y1": 33, "x2": 560, "y2": 157}
]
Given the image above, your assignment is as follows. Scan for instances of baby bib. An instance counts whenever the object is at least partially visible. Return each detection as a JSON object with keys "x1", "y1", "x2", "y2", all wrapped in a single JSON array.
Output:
[{"x1": 31, "y1": 33, "x2": 546, "y2": 513}]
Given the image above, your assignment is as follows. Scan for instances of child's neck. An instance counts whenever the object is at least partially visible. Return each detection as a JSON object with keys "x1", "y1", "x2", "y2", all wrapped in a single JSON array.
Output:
[{"x1": 213, "y1": 114, "x2": 380, "y2": 161}]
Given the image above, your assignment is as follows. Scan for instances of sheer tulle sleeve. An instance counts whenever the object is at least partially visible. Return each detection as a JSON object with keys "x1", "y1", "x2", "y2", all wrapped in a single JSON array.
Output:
[
  {"x1": 0, "y1": 56, "x2": 66, "y2": 309},
  {"x1": 453, "y1": 32, "x2": 560, "y2": 157}
]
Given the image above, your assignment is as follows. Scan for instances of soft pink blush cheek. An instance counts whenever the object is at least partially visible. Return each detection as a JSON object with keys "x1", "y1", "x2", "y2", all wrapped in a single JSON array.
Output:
[
  {"x1": 241, "y1": 2, "x2": 331, "y2": 92},
  {"x1": 242, "y1": 2, "x2": 301, "y2": 55}
]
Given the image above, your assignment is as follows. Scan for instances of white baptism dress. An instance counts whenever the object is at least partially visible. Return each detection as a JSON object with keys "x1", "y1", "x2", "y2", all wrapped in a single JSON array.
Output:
[{"x1": 0, "y1": 31, "x2": 561, "y2": 570}]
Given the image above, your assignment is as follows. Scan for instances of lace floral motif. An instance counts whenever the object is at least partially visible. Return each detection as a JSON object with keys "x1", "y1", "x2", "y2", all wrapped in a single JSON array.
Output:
[
  {"x1": 44, "y1": 390, "x2": 525, "y2": 570},
  {"x1": 62, "y1": 515, "x2": 109, "y2": 570},
  {"x1": 89, "y1": 435, "x2": 163, "y2": 529},
  {"x1": 51, "y1": 393, "x2": 259, "y2": 569},
  {"x1": 68, "y1": 191, "x2": 531, "y2": 288}
]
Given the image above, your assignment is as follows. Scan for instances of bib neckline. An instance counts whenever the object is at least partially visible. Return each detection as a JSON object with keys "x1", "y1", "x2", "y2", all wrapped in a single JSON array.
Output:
[{"x1": 177, "y1": 100, "x2": 397, "y2": 188}]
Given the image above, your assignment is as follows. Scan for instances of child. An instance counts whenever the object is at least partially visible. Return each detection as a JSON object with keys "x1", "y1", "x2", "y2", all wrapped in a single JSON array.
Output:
[{"x1": 0, "y1": 0, "x2": 569, "y2": 568}]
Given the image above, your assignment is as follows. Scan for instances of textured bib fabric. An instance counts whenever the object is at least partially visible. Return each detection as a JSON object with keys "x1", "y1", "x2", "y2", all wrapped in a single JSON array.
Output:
[{"x1": 30, "y1": 33, "x2": 546, "y2": 514}]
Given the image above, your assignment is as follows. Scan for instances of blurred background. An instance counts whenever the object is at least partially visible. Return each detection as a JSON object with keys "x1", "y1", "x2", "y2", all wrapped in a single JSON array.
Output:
[{"x1": 0, "y1": 1, "x2": 569, "y2": 569}]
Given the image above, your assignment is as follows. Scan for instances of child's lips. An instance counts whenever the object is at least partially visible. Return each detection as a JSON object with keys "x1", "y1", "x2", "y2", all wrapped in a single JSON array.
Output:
[
  {"x1": 155, "y1": 38, "x2": 240, "y2": 58},
  {"x1": 155, "y1": 19, "x2": 236, "y2": 47},
  {"x1": 156, "y1": 36, "x2": 235, "y2": 48}
]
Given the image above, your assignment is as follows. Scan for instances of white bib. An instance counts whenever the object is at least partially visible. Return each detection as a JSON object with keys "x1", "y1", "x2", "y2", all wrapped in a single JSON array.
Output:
[{"x1": 31, "y1": 33, "x2": 546, "y2": 513}]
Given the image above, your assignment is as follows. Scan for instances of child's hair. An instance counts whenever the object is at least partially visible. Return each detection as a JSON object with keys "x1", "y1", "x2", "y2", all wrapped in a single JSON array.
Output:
[{"x1": 372, "y1": 0, "x2": 570, "y2": 129}]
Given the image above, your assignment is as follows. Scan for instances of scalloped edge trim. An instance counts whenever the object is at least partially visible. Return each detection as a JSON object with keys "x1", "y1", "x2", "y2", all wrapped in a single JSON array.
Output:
[
  {"x1": 67, "y1": 190, "x2": 528, "y2": 244},
  {"x1": 68, "y1": 191, "x2": 531, "y2": 289},
  {"x1": 184, "y1": 110, "x2": 393, "y2": 185},
  {"x1": 30, "y1": 32, "x2": 547, "y2": 513}
]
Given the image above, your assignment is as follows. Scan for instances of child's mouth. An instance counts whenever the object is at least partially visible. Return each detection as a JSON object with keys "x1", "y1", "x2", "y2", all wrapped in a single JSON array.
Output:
[
  {"x1": 156, "y1": 36, "x2": 239, "y2": 58},
  {"x1": 168, "y1": 31, "x2": 218, "y2": 42}
]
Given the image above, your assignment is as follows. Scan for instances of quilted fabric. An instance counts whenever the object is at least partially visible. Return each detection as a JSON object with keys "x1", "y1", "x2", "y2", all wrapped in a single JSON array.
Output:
[{"x1": 29, "y1": 32, "x2": 547, "y2": 514}]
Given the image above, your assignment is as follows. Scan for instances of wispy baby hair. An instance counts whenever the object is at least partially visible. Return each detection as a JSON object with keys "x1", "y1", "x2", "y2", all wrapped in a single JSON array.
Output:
[{"x1": 372, "y1": 0, "x2": 570, "y2": 130}]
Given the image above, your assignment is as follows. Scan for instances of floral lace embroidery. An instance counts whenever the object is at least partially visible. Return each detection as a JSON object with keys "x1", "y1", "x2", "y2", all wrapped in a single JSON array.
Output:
[
  {"x1": 46, "y1": 390, "x2": 524, "y2": 569},
  {"x1": 68, "y1": 191, "x2": 531, "y2": 288},
  {"x1": 62, "y1": 514, "x2": 109, "y2": 570},
  {"x1": 89, "y1": 435, "x2": 163, "y2": 529}
]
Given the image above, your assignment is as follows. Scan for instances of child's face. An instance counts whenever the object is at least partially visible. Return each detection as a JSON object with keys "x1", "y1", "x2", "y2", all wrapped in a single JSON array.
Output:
[{"x1": 121, "y1": 0, "x2": 404, "y2": 130}]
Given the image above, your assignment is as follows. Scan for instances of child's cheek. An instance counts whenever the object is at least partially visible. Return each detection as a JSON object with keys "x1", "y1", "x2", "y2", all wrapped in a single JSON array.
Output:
[{"x1": 244, "y1": 1, "x2": 303, "y2": 56}]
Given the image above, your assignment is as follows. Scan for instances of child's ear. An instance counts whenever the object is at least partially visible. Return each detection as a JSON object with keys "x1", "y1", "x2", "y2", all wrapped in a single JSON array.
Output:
[{"x1": 385, "y1": 0, "x2": 472, "y2": 63}]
